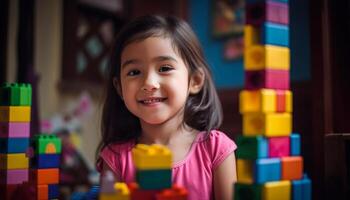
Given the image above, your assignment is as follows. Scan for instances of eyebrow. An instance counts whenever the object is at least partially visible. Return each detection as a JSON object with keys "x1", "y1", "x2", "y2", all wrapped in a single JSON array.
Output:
[{"x1": 121, "y1": 56, "x2": 178, "y2": 69}]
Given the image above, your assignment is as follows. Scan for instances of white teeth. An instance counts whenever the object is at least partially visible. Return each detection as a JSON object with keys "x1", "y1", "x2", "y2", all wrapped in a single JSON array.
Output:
[{"x1": 142, "y1": 98, "x2": 163, "y2": 104}]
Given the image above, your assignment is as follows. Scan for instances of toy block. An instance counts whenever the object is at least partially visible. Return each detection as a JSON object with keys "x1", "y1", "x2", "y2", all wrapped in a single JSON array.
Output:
[
  {"x1": 155, "y1": 185, "x2": 188, "y2": 200},
  {"x1": 244, "y1": 25, "x2": 260, "y2": 48},
  {"x1": 128, "y1": 182, "x2": 160, "y2": 200},
  {"x1": 0, "y1": 169, "x2": 28, "y2": 184},
  {"x1": 245, "y1": 69, "x2": 290, "y2": 90},
  {"x1": 0, "y1": 153, "x2": 29, "y2": 170},
  {"x1": 48, "y1": 184, "x2": 59, "y2": 199},
  {"x1": 244, "y1": 45, "x2": 290, "y2": 70},
  {"x1": 32, "y1": 134, "x2": 62, "y2": 154},
  {"x1": 0, "y1": 83, "x2": 32, "y2": 106},
  {"x1": 268, "y1": 137, "x2": 290, "y2": 158},
  {"x1": 255, "y1": 158, "x2": 281, "y2": 183},
  {"x1": 262, "y1": 180, "x2": 291, "y2": 200},
  {"x1": 276, "y1": 90, "x2": 292, "y2": 112},
  {"x1": 246, "y1": 1, "x2": 289, "y2": 26},
  {"x1": 30, "y1": 168, "x2": 59, "y2": 185},
  {"x1": 31, "y1": 154, "x2": 60, "y2": 169},
  {"x1": 136, "y1": 169, "x2": 172, "y2": 190},
  {"x1": 243, "y1": 113, "x2": 292, "y2": 137},
  {"x1": 234, "y1": 183, "x2": 262, "y2": 200},
  {"x1": 0, "y1": 122, "x2": 30, "y2": 138},
  {"x1": 37, "y1": 184, "x2": 48, "y2": 200},
  {"x1": 0, "y1": 184, "x2": 20, "y2": 200},
  {"x1": 239, "y1": 89, "x2": 276, "y2": 113},
  {"x1": 132, "y1": 144, "x2": 172, "y2": 170},
  {"x1": 292, "y1": 175, "x2": 311, "y2": 200},
  {"x1": 0, "y1": 137, "x2": 29, "y2": 153},
  {"x1": 290, "y1": 134, "x2": 301, "y2": 156},
  {"x1": 237, "y1": 159, "x2": 254, "y2": 184},
  {"x1": 262, "y1": 22, "x2": 289, "y2": 46},
  {"x1": 281, "y1": 156, "x2": 303, "y2": 180},
  {"x1": 0, "y1": 106, "x2": 31, "y2": 122},
  {"x1": 236, "y1": 135, "x2": 268, "y2": 159}
]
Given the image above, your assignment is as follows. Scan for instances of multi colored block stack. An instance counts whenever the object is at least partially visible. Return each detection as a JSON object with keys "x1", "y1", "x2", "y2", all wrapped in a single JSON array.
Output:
[
  {"x1": 0, "y1": 83, "x2": 32, "y2": 199},
  {"x1": 99, "y1": 144, "x2": 188, "y2": 200},
  {"x1": 234, "y1": 0, "x2": 311, "y2": 199}
]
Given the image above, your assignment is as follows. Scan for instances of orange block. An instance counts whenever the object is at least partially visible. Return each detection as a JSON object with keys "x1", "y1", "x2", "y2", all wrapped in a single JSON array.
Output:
[
  {"x1": 281, "y1": 156, "x2": 303, "y2": 180},
  {"x1": 37, "y1": 185, "x2": 48, "y2": 200},
  {"x1": 31, "y1": 168, "x2": 59, "y2": 185},
  {"x1": 156, "y1": 185, "x2": 188, "y2": 200}
]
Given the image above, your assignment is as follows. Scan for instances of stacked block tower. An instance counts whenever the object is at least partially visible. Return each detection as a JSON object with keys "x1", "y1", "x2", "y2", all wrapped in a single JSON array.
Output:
[
  {"x1": 99, "y1": 144, "x2": 188, "y2": 200},
  {"x1": 234, "y1": 0, "x2": 312, "y2": 199},
  {"x1": 0, "y1": 83, "x2": 32, "y2": 199}
]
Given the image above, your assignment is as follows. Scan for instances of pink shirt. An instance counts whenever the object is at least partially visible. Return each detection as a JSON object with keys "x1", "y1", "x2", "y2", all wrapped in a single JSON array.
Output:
[{"x1": 97, "y1": 130, "x2": 237, "y2": 200}]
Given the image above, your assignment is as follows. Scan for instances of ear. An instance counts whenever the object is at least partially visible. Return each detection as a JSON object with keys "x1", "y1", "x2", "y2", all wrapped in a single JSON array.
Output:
[
  {"x1": 189, "y1": 68, "x2": 205, "y2": 94},
  {"x1": 113, "y1": 77, "x2": 123, "y2": 99}
]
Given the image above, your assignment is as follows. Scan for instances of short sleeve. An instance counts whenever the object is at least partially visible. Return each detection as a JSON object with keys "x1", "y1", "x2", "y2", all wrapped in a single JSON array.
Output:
[
  {"x1": 96, "y1": 145, "x2": 122, "y2": 177},
  {"x1": 207, "y1": 130, "x2": 237, "y2": 170}
]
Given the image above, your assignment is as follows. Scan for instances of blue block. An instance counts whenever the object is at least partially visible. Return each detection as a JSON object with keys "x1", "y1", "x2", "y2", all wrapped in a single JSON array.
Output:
[
  {"x1": 48, "y1": 184, "x2": 59, "y2": 199},
  {"x1": 255, "y1": 158, "x2": 281, "y2": 183},
  {"x1": 262, "y1": 22, "x2": 289, "y2": 46},
  {"x1": 32, "y1": 154, "x2": 60, "y2": 168},
  {"x1": 0, "y1": 137, "x2": 29, "y2": 153},
  {"x1": 291, "y1": 133, "x2": 301, "y2": 156},
  {"x1": 257, "y1": 137, "x2": 268, "y2": 158},
  {"x1": 292, "y1": 174, "x2": 312, "y2": 200}
]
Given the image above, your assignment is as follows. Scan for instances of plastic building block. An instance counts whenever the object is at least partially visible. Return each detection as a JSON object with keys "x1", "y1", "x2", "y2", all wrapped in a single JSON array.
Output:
[
  {"x1": 128, "y1": 182, "x2": 160, "y2": 200},
  {"x1": 132, "y1": 144, "x2": 172, "y2": 170},
  {"x1": 268, "y1": 136, "x2": 290, "y2": 158},
  {"x1": 0, "y1": 83, "x2": 32, "y2": 106},
  {"x1": 263, "y1": 180, "x2": 291, "y2": 200},
  {"x1": 32, "y1": 134, "x2": 62, "y2": 154},
  {"x1": 236, "y1": 135, "x2": 268, "y2": 159},
  {"x1": 246, "y1": 1, "x2": 289, "y2": 26},
  {"x1": 0, "y1": 106, "x2": 31, "y2": 122},
  {"x1": 243, "y1": 113, "x2": 292, "y2": 137},
  {"x1": 290, "y1": 134, "x2": 301, "y2": 156},
  {"x1": 48, "y1": 184, "x2": 59, "y2": 199},
  {"x1": 255, "y1": 158, "x2": 281, "y2": 183},
  {"x1": 0, "y1": 122, "x2": 30, "y2": 138},
  {"x1": 156, "y1": 185, "x2": 188, "y2": 200},
  {"x1": 237, "y1": 159, "x2": 254, "y2": 184},
  {"x1": 244, "y1": 23, "x2": 289, "y2": 47},
  {"x1": 234, "y1": 183, "x2": 262, "y2": 200},
  {"x1": 84, "y1": 185, "x2": 100, "y2": 200},
  {"x1": 31, "y1": 154, "x2": 60, "y2": 168},
  {"x1": 245, "y1": 69, "x2": 290, "y2": 90},
  {"x1": 0, "y1": 153, "x2": 29, "y2": 170},
  {"x1": 37, "y1": 184, "x2": 48, "y2": 200},
  {"x1": 244, "y1": 25, "x2": 260, "y2": 48},
  {"x1": 0, "y1": 137, "x2": 29, "y2": 153},
  {"x1": 276, "y1": 90, "x2": 292, "y2": 112},
  {"x1": 244, "y1": 45, "x2": 290, "y2": 70},
  {"x1": 281, "y1": 156, "x2": 303, "y2": 180},
  {"x1": 292, "y1": 174, "x2": 311, "y2": 200},
  {"x1": 0, "y1": 169, "x2": 28, "y2": 184},
  {"x1": 239, "y1": 89, "x2": 276, "y2": 113},
  {"x1": 30, "y1": 168, "x2": 59, "y2": 185},
  {"x1": 136, "y1": 169, "x2": 172, "y2": 190}
]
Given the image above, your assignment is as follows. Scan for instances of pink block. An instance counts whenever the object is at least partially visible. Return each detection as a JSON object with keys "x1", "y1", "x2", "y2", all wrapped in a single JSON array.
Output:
[
  {"x1": 245, "y1": 69, "x2": 290, "y2": 90},
  {"x1": 0, "y1": 122, "x2": 30, "y2": 138},
  {"x1": 0, "y1": 169, "x2": 28, "y2": 184},
  {"x1": 246, "y1": 1, "x2": 289, "y2": 26},
  {"x1": 268, "y1": 137, "x2": 290, "y2": 158}
]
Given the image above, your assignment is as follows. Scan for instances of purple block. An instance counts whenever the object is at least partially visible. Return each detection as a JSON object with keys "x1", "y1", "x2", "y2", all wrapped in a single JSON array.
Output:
[
  {"x1": 0, "y1": 122, "x2": 30, "y2": 138},
  {"x1": 246, "y1": 1, "x2": 289, "y2": 26},
  {"x1": 245, "y1": 69, "x2": 290, "y2": 90},
  {"x1": 0, "y1": 169, "x2": 28, "y2": 184}
]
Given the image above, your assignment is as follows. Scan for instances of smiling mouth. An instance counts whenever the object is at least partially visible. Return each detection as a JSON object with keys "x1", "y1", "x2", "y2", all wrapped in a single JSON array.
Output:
[{"x1": 138, "y1": 97, "x2": 167, "y2": 104}]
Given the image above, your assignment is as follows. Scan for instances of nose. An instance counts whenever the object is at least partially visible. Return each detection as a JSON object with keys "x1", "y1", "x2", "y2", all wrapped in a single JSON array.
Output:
[{"x1": 141, "y1": 73, "x2": 160, "y2": 92}]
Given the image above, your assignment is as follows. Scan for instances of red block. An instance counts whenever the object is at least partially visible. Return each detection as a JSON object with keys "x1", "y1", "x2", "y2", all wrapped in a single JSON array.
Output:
[
  {"x1": 245, "y1": 69, "x2": 289, "y2": 90},
  {"x1": 276, "y1": 90, "x2": 286, "y2": 112},
  {"x1": 128, "y1": 182, "x2": 160, "y2": 200},
  {"x1": 246, "y1": 1, "x2": 289, "y2": 25},
  {"x1": 30, "y1": 168, "x2": 59, "y2": 185},
  {"x1": 156, "y1": 185, "x2": 188, "y2": 200},
  {"x1": 268, "y1": 137, "x2": 290, "y2": 158}
]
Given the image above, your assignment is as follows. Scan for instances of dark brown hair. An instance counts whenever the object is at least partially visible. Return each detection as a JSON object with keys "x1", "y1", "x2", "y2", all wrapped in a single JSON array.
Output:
[{"x1": 97, "y1": 15, "x2": 223, "y2": 157}]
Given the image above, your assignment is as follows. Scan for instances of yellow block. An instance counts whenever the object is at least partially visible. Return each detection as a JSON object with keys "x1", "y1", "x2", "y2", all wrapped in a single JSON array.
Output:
[
  {"x1": 243, "y1": 113, "x2": 292, "y2": 137},
  {"x1": 100, "y1": 183, "x2": 130, "y2": 200},
  {"x1": 132, "y1": 144, "x2": 172, "y2": 170},
  {"x1": 244, "y1": 25, "x2": 260, "y2": 47},
  {"x1": 244, "y1": 45, "x2": 290, "y2": 70},
  {"x1": 0, "y1": 153, "x2": 29, "y2": 170},
  {"x1": 237, "y1": 159, "x2": 254, "y2": 184},
  {"x1": 240, "y1": 89, "x2": 276, "y2": 113},
  {"x1": 0, "y1": 106, "x2": 31, "y2": 122},
  {"x1": 285, "y1": 91, "x2": 292, "y2": 113},
  {"x1": 263, "y1": 181, "x2": 291, "y2": 200}
]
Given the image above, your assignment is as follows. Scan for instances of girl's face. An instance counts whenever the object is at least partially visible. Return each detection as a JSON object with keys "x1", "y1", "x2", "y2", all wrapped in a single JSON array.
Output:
[{"x1": 117, "y1": 36, "x2": 202, "y2": 125}]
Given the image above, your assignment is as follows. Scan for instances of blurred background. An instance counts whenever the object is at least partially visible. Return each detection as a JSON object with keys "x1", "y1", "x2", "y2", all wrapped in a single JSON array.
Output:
[{"x1": 1, "y1": 0, "x2": 350, "y2": 199}]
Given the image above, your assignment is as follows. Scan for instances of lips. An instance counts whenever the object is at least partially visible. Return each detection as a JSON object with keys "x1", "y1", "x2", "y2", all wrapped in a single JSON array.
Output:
[{"x1": 138, "y1": 97, "x2": 167, "y2": 105}]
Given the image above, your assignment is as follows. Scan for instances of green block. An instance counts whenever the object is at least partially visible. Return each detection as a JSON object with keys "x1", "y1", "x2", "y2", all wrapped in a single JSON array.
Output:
[
  {"x1": 236, "y1": 135, "x2": 268, "y2": 159},
  {"x1": 0, "y1": 83, "x2": 32, "y2": 106},
  {"x1": 234, "y1": 183, "x2": 262, "y2": 200},
  {"x1": 136, "y1": 169, "x2": 171, "y2": 190},
  {"x1": 32, "y1": 134, "x2": 62, "y2": 154}
]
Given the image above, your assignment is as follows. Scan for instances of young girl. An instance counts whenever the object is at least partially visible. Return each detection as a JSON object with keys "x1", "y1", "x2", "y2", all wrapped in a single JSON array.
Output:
[{"x1": 96, "y1": 15, "x2": 237, "y2": 200}]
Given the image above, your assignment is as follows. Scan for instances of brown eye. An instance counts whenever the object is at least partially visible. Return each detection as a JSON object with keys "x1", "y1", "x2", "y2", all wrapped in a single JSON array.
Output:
[
  {"x1": 159, "y1": 65, "x2": 174, "y2": 72},
  {"x1": 127, "y1": 69, "x2": 141, "y2": 76}
]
